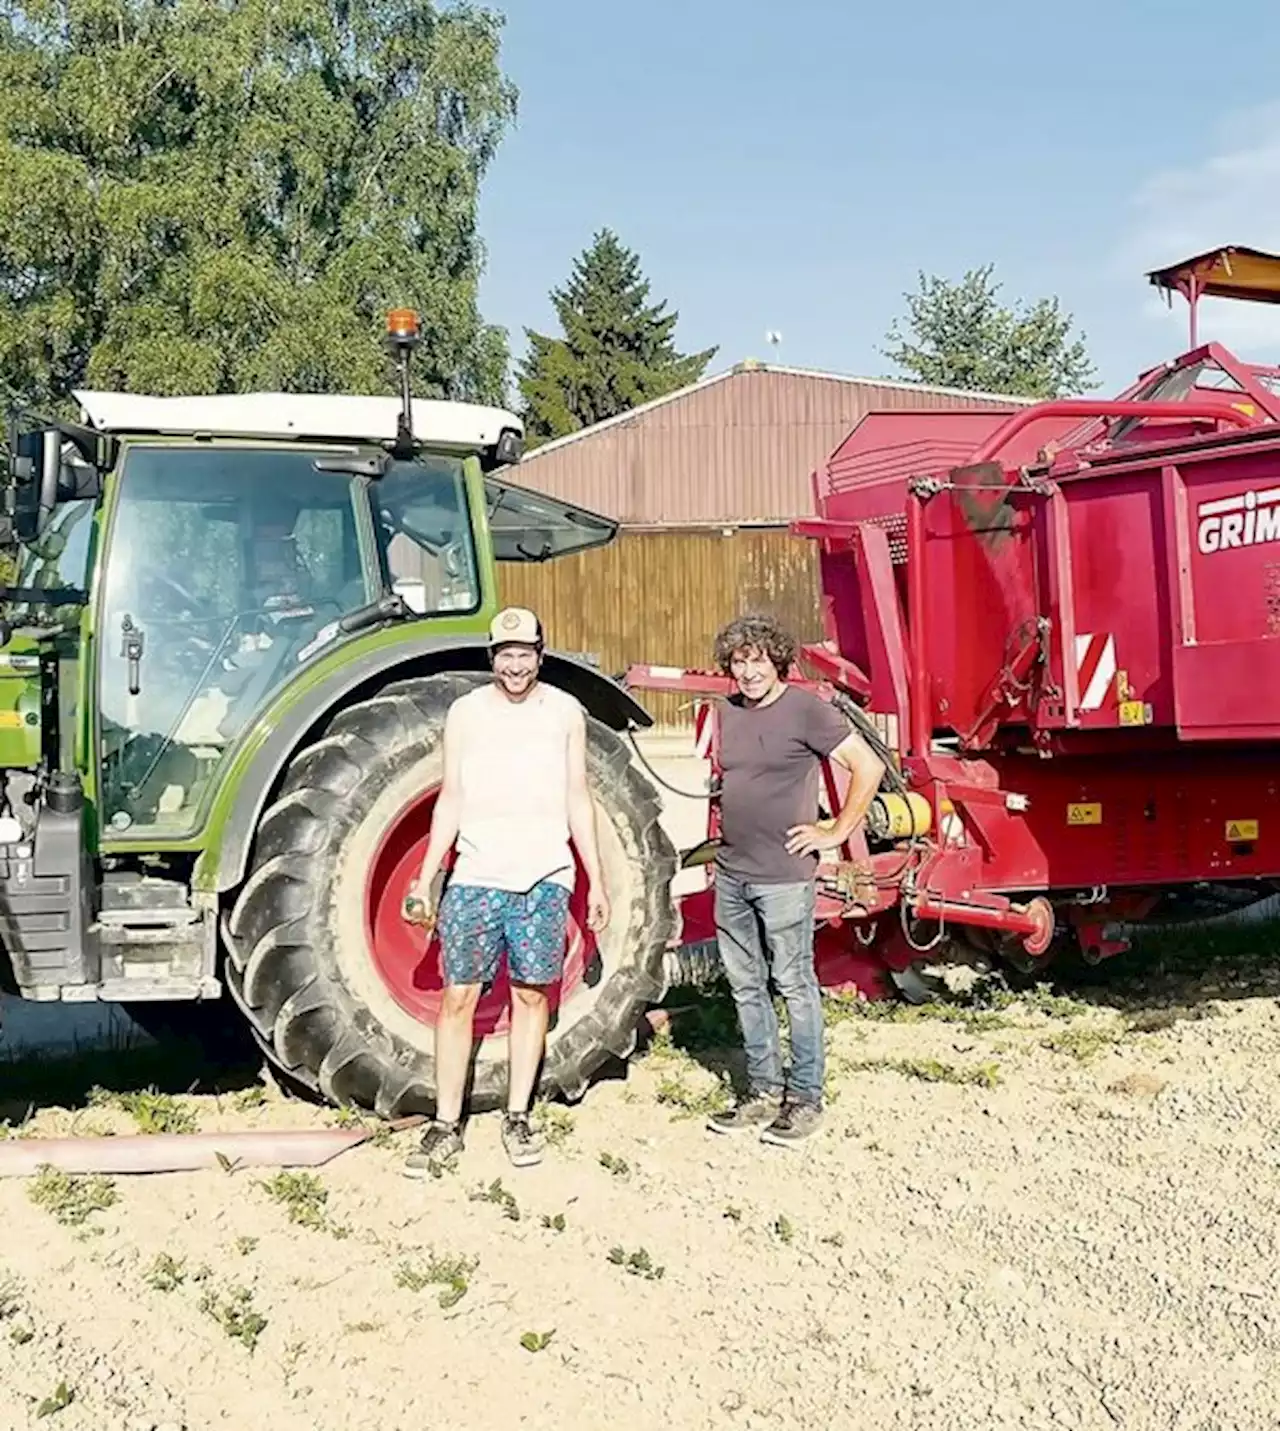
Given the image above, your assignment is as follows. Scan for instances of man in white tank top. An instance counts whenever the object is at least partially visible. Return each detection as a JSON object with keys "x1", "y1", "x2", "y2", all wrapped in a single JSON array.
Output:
[{"x1": 401, "y1": 607, "x2": 609, "y2": 1173}]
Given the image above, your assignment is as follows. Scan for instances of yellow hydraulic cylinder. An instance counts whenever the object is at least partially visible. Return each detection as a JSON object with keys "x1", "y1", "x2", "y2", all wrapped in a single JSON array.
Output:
[{"x1": 866, "y1": 791, "x2": 933, "y2": 841}]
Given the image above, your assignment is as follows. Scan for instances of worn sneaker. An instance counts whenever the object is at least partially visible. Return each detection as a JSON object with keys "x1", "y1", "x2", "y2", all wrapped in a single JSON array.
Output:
[
  {"x1": 501, "y1": 1112, "x2": 545, "y2": 1168},
  {"x1": 759, "y1": 1099, "x2": 823, "y2": 1147},
  {"x1": 706, "y1": 1090, "x2": 783, "y2": 1135},
  {"x1": 402, "y1": 1119, "x2": 463, "y2": 1178}
]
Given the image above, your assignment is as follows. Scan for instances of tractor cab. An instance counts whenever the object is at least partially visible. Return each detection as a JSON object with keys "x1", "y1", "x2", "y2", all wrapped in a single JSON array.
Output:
[{"x1": 1, "y1": 311, "x2": 616, "y2": 849}]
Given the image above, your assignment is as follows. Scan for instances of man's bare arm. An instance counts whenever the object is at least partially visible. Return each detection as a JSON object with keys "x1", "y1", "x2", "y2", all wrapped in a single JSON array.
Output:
[
  {"x1": 823, "y1": 729, "x2": 886, "y2": 842},
  {"x1": 411, "y1": 703, "x2": 464, "y2": 896}
]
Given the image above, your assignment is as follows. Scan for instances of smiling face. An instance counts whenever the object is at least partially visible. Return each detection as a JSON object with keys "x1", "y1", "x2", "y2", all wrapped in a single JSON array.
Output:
[
  {"x1": 728, "y1": 642, "x2": 783, "y2": 705},
  {"x1": 491, "y1": 641, "x2": 541, "y2": 700}
]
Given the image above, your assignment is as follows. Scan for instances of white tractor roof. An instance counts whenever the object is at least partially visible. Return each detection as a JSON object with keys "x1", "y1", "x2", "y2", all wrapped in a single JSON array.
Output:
[{"x1": 72, "y1": 389, "x2": 522, "y2": 451}]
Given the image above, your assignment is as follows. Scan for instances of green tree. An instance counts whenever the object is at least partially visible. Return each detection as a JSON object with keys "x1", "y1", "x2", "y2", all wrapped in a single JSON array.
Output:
[
  {"x1": 517, "y1": 229, "x2": 717, "y2": 445},
  {"x1": 882, "y1": 265, "x2": 1099, "y2": 399},
  {"x1": 0, "y1": 0, "x2": 517, "y2": 412}
]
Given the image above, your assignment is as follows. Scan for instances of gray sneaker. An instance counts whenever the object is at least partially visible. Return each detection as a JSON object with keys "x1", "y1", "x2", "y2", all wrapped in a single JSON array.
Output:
[
  {"x1": 501, "y1": 1113, "x2": 544, "y2": 1168},
  {"x1": 706, "y1": 1090, "x2": 783, "y2": 1135},
  {"x1": 402, "y1": 1119, "x2": 463, "y2": 1178},
  {"x1": 759, "y1": 1099, "x2": 823, "y2": 1147}
]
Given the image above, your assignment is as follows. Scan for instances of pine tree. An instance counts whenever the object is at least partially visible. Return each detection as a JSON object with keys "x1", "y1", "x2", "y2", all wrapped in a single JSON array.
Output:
[{"x1": 517, "y1": 230, "x2": 717, "y2": 445}]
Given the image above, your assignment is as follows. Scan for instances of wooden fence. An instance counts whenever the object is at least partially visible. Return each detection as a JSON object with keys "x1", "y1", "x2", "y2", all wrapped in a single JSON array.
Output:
[{"x1": 499, "y1": 525, "x2": 824, "y2": 728}]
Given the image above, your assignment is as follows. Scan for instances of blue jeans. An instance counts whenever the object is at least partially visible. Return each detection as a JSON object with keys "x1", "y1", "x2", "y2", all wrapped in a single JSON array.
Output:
[{"x1": 713, "y1": 872, "x2": 823, "y2": 1105}]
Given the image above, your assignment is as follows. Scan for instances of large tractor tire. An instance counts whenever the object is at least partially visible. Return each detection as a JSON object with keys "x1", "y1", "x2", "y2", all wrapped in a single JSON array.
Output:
[{"x1": 223, "y1": 672, "x2": 678, "y2": 1117}]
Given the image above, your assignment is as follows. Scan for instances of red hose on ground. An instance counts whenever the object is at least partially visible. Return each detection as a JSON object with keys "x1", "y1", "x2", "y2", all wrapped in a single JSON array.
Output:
[{"x1": 0, "y1": 1115, "x2": 426, "y2": 1177}]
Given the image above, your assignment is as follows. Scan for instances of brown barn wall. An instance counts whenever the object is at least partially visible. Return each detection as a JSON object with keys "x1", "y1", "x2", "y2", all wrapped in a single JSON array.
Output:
[
  {"x1": 499, "y1": 526, "x2": 822, "y2": 728},
  {"x1": 516, "y1": 367, "x2": 1026, "y2": 525}
]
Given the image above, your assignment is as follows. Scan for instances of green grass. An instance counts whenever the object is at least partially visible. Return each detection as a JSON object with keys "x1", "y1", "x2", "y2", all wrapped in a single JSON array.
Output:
[
  {"x1": 654, "y1": 1070, "x2": 731, "y2": 1120},
  {"x1": 533, "y1": 1101, "x2": 576, "y2": 1147},
  {"x1": 198, "y1": 1284, "x2": 267, "y2": 1352},
  {"x1": 88, "y1": 1086, "x2": 197, "y2": 1135},
  {"x1": 257, "y1": 1172, "x2": 348, "y2": 1237},
  {"x1": 27, "y1": 1167, "x2": 118, "y2": 1227},
  {"x1": 143, "y1": 1252, "x2": 189, "y2": 1293},
  {"x1": 468, "y1": 1178, "x2": 520, "y2": 1221},
  {"x1": 1040, "y1": 1025, "x2": 1127, "y2": 1063},
  {"x1": 0, "y1": 1024, "x2": 260, "y2": 1126},
  {"x1": 34, "y1": 1380, "x2": 74, "y2": 1418},
  {"x1": 394, "y1": 1252, "x2": 478, "y2": 1309},
  {"x1": 598, "y1": 1151, "x2": 630, "y2": 1178},
  {"x1": 848, "y1": 1056, "x2": 1002, "y2": 1088},
  {"x1": 607, "y1": 1246, "x2": 665, "y2": 1281}
]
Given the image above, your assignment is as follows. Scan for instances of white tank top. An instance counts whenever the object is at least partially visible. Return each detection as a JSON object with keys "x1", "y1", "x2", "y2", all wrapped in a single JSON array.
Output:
[{"x1": 448, "y1": 681, "x2": 580, "y2": 893}]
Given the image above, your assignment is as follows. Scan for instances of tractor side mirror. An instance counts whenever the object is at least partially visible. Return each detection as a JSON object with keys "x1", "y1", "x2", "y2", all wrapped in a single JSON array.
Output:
[
  {"x1": 7, "y1": 430, "x2": 102, "y2": 542},
  {"x1": 8, "y1": 427, "x2": 50, "y2": 542}
]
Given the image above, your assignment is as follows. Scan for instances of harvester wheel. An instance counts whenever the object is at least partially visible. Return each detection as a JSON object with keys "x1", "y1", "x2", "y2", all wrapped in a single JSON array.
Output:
[{"x1": 223, "y1": 672, "x2": 678, "y2": 1118}]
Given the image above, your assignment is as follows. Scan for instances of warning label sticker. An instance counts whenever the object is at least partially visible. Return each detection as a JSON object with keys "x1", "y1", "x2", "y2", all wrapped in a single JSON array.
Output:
[
  {"x1": 1226, "y1": 820, "x2": 1259, "y2": 842},
  {"x1": 1067, "y1": 803, "x2": 1102, "y2": 826}
]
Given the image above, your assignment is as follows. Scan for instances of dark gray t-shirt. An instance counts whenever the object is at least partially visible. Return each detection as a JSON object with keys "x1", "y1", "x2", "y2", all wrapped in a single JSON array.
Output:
[{"x1": 715, "y1": 685, "x2": 851, "y2": 885}]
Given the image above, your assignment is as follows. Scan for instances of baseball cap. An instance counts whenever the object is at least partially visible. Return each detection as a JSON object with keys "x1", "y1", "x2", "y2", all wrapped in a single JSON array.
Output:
[{"x1": 488, "y1": 606, "x2": 544, "y2": 649}]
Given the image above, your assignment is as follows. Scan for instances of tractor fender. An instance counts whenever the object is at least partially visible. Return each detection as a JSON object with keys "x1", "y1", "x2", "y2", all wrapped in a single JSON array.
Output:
[{"x1": 207, "y1": 634, "x2": 654, "y2": 894}]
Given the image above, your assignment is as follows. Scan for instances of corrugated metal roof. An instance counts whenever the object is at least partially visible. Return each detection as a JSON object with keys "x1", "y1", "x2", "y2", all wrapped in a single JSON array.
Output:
[{"x1": 515, "y1": 362, "x2": 1033, "y2": 525}]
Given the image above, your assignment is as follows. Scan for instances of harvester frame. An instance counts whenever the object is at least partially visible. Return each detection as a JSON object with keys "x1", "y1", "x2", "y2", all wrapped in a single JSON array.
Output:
[{"x1": 634, "y1": 245, "x2": 1280, "y2": 998}]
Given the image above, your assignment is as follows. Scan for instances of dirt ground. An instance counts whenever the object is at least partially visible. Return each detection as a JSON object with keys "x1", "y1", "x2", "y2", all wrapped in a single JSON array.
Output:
[{"x1": 2, "y1": 944, "x2": 1280, "y2": 1431}]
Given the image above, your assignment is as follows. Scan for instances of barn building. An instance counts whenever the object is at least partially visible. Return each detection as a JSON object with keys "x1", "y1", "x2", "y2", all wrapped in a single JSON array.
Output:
[{"x1": 499, "y1": 360, "x2": 1030, "y2": 726}]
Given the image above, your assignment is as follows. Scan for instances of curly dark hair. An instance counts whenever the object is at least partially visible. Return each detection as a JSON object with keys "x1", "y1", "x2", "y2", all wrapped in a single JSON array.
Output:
[{"x1": 713, "y1": 613, "x2": 798, "y2": 678}]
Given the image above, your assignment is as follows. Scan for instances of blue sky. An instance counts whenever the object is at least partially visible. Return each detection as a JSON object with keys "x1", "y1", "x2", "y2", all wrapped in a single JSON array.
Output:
[{"x1": 477, "y1": 0, "x2": 1280, "y2": 398}]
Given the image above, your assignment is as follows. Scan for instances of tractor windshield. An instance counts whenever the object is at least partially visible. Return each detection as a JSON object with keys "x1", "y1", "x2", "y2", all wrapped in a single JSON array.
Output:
[
  {"x1": 95, "y1": 446, "x2": 367, "y2": 837},
  {"x1": 371, "y1": 455, "x2": 482, "y2": 614}
]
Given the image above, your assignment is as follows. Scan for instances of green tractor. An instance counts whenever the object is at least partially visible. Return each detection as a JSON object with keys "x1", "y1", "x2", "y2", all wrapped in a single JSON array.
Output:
[{"x1": 0, "y1": 312, "x2": 678, "y2": 1115}]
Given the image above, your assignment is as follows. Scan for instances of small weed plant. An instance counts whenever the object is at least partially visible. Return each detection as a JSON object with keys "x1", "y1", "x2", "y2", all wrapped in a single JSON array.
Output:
[
  {"x1": 88, "y1": 1086, "x2": 197, "y2": 1136},
  {"x1": 199, "y1": 1283, "x2": 267, "y2": 1351},
  {"x1": 28, "y1": 1167, "x2": 118, "y2": 1227},
  {"x1": 258, "y1": 1171, "x2": 349, "y2": 1237},
  {"x1": 849, "y1": 1056, "x2": 1001, "y2": 1088},
  {"x1": 468, "y1": 1178, "x2": 520, "y2": 1221},
  {"x1": 35, "y1": 1380, "x2": 74, "y2": 1419},
  {"x1": 395, "y1": 1252, "x2": 477, "y2": 1309},
  {"x1": 534, "y1": 1100, "x2": 575, "y2": 1147},
  {"x1": 608, "y1": 1246, "x2": 665, "y2": 1281}
]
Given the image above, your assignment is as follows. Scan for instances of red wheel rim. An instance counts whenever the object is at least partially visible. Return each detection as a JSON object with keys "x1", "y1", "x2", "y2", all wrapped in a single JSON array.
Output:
[{"x1": 365, "y1": 787, "x2": 597, "y2": 1038}]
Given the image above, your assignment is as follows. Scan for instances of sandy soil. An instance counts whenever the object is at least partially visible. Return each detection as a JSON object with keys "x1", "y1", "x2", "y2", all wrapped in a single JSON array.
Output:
[{"x1": 3, "y1": 952, "x2": 1280, "y2": 1431}]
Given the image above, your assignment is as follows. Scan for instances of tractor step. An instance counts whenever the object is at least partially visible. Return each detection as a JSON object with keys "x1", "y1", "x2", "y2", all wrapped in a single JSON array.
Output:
[
  {"x1": 0, "y1": 798, "x2": 94, "y2": 992},
  {"x1": 97, "y1": 908, "x2": 202, "y2": 934}
]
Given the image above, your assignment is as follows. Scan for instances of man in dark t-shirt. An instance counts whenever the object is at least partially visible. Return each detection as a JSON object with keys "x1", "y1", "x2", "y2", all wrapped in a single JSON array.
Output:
[{"x1": 706, "y1": 614, "x2": 884, "y2": 1146}]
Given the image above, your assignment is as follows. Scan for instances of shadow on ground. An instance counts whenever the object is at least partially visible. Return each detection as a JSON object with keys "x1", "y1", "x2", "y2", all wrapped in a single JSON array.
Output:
[
  {"x1": 0, "y1": 1031, "x2": 264, "y2": 1125},
  {"x1": 644, "y1": 917, "x2": 1280, "y2": 1089},
  {"x1": 3, "y1": 920, "x2": 1278, "y2": 1125}
]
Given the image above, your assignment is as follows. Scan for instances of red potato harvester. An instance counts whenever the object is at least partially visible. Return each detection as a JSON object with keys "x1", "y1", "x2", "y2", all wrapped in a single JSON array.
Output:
[{"x1": 630, "y1": 246, "x2": 1280, "y2": 1001}]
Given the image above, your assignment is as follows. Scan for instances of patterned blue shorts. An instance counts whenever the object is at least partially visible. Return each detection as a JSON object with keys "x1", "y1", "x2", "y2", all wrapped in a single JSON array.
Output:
[{"x1": 438, "y1": 880, "x2": 572, "y2": 988}]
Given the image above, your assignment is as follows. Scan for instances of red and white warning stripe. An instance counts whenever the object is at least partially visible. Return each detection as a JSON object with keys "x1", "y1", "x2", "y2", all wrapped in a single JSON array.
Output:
[
  {"x1": 694, "y1": 702, "x2": 715, "y2": 760},
  {"x1": 1074, "y1": 633, "x2": 1116, "y2": 712}
]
